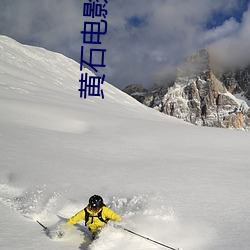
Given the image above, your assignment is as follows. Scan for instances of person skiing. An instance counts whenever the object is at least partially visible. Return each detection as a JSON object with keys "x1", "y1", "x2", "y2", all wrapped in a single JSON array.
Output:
[{"x1": 66, "y1": 194, "x2": 121, "y2": 239}]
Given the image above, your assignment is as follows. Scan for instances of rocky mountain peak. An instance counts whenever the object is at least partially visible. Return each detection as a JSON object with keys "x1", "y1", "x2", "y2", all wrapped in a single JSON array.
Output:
[
  {"x1": 123, "y1": 49, "x2": 250, "y2": 130},
  {"x1": 177, "y1": 48, "x2": 210, "y2": 78}
]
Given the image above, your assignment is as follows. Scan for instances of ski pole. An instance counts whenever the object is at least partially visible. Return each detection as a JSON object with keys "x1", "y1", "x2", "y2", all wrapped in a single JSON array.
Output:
[
  {"x1": 37, "y1": 220, "x2": 48, "y2": 231},
  {"x1": 122, "y1": 227, "x2": 180, "y2": 250}
]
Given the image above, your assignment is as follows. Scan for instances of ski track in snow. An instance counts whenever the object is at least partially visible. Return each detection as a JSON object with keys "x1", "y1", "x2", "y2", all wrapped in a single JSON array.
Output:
[
  {"x1": 0, "y1": 99, "x2": 91, "y2": 134},
  {"x1": 0, "y1": 180, "x2": 211, "y2": 250}
]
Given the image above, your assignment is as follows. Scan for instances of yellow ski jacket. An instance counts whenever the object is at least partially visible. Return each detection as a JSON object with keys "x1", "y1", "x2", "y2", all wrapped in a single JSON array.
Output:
[{"x1": 67, "y1": 206, "x2": 121, "y2": 233}]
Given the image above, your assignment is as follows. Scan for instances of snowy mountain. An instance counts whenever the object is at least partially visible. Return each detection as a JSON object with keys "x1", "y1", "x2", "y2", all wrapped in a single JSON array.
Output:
[
  {"x1": 217, "y1": 65, "x2": 250, "y2": 100},
  {"x1": 124, "y1": 49, "x2": 250, "y2": 130},
  {"x1": 1, "y1": 36, "x2": 250, "y2": 250}
]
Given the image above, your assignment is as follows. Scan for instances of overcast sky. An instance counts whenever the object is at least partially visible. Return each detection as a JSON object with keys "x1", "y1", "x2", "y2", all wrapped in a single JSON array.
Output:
[{"x1": 0, "y1": 0, "x2": 249, "y2": 89}]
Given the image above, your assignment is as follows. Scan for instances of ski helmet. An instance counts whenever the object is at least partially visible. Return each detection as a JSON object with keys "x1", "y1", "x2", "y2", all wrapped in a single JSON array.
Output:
[{"x1": 89, "y1": 195, "x2": 104, "y2": 210}]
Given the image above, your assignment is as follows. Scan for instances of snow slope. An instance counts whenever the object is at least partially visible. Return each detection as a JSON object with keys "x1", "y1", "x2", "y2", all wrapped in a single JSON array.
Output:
[{"x1": 0, "y1": 35, "x2": 250, "y2": 250}]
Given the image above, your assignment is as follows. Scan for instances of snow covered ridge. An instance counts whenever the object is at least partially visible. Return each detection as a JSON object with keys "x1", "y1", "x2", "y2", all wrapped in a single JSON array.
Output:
[
  {"x1": 124, "y1": 49, "x2": 250, "y2": 130},
  {"x1": 0, "y1": 35, "x2": 145, "y2": 105},
  {"x1": 0, "y1": 35, "x2": 149, "y2": 133}
]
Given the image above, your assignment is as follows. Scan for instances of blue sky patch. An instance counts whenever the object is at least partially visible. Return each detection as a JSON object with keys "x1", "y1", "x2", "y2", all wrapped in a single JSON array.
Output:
[
  {"x1": 206, "y1": 0, "x2": 249, "y2": 29},
  {"x1": 126, "y1": 15, "x2": 147, "y2": 28}
]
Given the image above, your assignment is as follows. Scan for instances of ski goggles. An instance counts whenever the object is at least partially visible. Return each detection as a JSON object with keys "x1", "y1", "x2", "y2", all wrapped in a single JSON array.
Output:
[{"x1": 89, "y1": 204, "x2": 101, "y2": 212}]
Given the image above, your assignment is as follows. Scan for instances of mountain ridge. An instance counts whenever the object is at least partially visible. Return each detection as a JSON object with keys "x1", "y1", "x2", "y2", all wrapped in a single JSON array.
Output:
[{"x1": 123, "y1": 49, "x2": 250, "y2": 130}]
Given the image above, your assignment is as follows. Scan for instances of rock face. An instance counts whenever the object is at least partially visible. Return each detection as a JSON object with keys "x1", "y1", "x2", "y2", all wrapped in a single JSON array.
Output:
[
  {"x1": 218, "y1": 66, "x2": 250, "y2": 100},
  {"x1": 124, "y1": 49, "x2": 250, "y2": 130},
  {"x1": 123, "y1": 84, "x2": 147, "y2": 103}
]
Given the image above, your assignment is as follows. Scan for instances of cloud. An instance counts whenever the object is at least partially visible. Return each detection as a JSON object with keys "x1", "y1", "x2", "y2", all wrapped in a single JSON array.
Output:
[
  {"x1": 104, "y1": 0, "x2": 249, "y2": 87},
  {"x1": 200, "y1": 18, "x2": 240, "y2": 45},
  {"x1": 0, "y1": 0, "x2": 83, "y2": 57},
  {"x1": 0, "y1": 0, "x2": 249, "y2": 89},
  {"x1": 209, "y1": 3, "x2": 250, "y2": 69}
]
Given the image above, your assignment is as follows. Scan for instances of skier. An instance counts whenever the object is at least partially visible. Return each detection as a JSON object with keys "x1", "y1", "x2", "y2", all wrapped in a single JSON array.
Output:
[{"x1": 66, "y1": 194, "x2": 122, "y2": 239}]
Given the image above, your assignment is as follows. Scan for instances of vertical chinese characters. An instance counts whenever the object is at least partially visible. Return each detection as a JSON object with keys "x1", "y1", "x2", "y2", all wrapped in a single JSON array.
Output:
[{"x1": 79, "y1": 0, "x2": 108, "y2": 99}]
